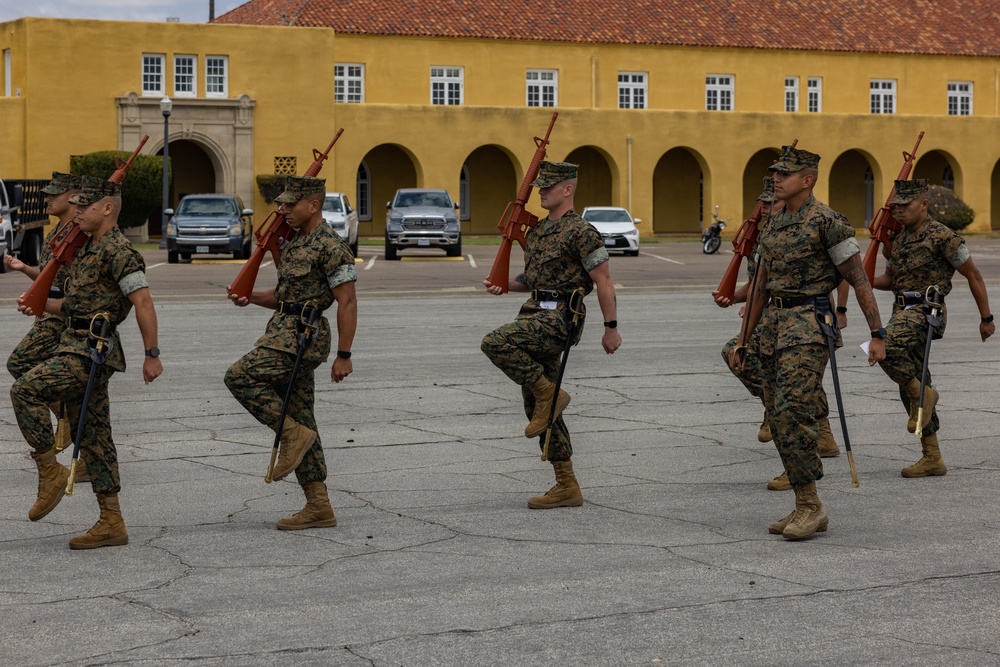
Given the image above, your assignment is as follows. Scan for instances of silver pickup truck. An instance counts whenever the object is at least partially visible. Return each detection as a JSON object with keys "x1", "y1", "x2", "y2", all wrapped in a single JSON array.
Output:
[{"x1": 384, "y1": 188, "x2": 461, "y2": 260}]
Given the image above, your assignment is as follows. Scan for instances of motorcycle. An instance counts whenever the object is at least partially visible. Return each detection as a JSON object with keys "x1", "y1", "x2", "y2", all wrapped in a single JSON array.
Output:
[{"x1": 702, "y1": 206, "x2": 728, "y2": 254}]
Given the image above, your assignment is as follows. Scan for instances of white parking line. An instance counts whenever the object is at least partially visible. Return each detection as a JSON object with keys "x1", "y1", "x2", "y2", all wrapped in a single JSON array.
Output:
[
  {"x1": 642, "y1": 252, "x2": 684, "y2": 265},
  {"x1": 146, "y1": 262, "x2": 166, "y2": 269},
  {"x1": 467, "y1": 254, "x2": 477, "y2": 269},
  {"x1": 364, "y1": 256, "x2": 376, "y2": 271}
]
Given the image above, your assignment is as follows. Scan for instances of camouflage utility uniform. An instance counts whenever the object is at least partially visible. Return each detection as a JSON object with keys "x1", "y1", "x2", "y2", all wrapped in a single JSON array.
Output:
[
  {"x1": 11, "y1": 225, "x2": 147, "y2": 494},
  {"x1": 225, "y1": 222, "x2": 357, "y2": 484},
  {"x1": 756, "y1": 194, "x2": 858, "y2": 487},
  {"x1": 481, "y1": 210, "x2": 608, "y2": 461},
  {"x1": 879, "y1": 217, "x2": 968, "y2": 436}
]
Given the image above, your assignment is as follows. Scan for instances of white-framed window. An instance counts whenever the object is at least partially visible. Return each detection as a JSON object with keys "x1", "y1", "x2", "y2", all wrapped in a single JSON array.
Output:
[
  {"x1": 430, "y1": 67, "x2": 463, "y2": 106},
  {"x1": 335, "y1": 63, "x2": 365, "y2": 103},
  {"x1": 947, "y1": 81, "x2": 973, "y2": 116},
  {"x1": 142, "y1": 53, "x2": 165, "y2": 96},
  {"x1": 807, "y1": 77, "x2": 822, "y2": 113},
  {"x1": 526, "y1": 69, "x2": 557, "y2": 107},
  {"x1": 174, "y1": 55, "x2": 196, "y2": 97},
  {"x1": 618, "y1": 72, "x2": 647, "y2": 109},
  {"x1": 784, "y1": 76, "x2": 799, "y2": 112},
  {"x1": 706, "y1": 74, "x2": 734, "y2": 111},
  {"x1": 205, "y1": 55, "x2": 228, "y2": 97},
  {"x1": 870, "y1": 79, "x2": 896, "y2": 114},
  {"x1": 356, "y1": 162, "x2": 371, "y2": 221}
]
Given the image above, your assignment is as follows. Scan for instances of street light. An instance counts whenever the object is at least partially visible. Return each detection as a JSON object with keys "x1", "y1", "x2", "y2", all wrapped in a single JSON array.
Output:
[{"x1": 159, "y1": 96, "x2": 172, "y2": 249}]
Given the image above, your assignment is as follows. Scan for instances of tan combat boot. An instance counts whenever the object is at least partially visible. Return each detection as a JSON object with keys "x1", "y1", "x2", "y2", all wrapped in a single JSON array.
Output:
[
  {"x1": 817, "y1": 417, "x2": 840, "y2": 458},
  {"x1": 904, "y1": 379, "x2": 937, "y2": 434},
  {"x1": 276, "y1": 481, "x2": 338, "y2": 530},
  {"x1": 766, "y1": 471, "x2": 791, "y2": 491},
  {"x1": 757, "y1": 411, "x2": 772, "y2": 443},
  {"x1": 901, "y1": 433, "x2": 947, "y2": 478},
  {"x1": 781, "y1": 482, "x2": 828, "y2": 540},
  {"x1": 28, "y1": 448, "x2": 70, "y2": 521},
  {"x1": 271, "y1": 418, "x2": 318, "y2": 481},
  {"x1": 524, "y1": 376, "x2": 571, "y2": 439},
  {"x1": 69, "y1": 493, "x2": 128, "y2": 549},
  {"x1": 528, "y1": 459, "x2": 584, "y2": 509}
]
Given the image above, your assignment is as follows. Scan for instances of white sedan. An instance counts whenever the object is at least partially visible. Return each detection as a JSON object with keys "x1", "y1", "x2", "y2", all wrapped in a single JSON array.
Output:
[{"x1": 581, "y1": 206, "x2": 641, "y2": 257}]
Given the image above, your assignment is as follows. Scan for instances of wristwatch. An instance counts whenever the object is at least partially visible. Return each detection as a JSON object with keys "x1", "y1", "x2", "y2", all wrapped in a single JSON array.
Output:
[
  {"x1": 145, "y1": 347, "x2": 160, "y2": 358},
  {"x1": 870, "y1": 328, "x2": 887, "y2": 340},
  {"x1": 336, "y1": 350, "x2": 352, "y2": 359}
]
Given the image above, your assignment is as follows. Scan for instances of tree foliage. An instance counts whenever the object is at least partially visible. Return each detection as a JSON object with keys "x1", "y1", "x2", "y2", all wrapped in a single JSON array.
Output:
[
  {"x1": 256, "y1": 174, "x2": 285, "y2": 204},
  {"x1": 927, "y1": 184, "x2": 974, "y2": 231},
  {"x1": 70, "y1": 151, "x2": 170, "y2": 229}
]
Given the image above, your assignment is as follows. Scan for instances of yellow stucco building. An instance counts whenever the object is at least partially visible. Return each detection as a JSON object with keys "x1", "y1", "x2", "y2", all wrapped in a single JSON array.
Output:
[{"x1": 1, "y1": 2, "x2": 999, "y2": 241}]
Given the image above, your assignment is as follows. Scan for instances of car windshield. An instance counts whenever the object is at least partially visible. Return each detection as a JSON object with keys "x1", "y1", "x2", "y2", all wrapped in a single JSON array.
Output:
[
  {"x1": 323, "y1": 196, "x2": 343, "y2": 213},
  {"x1": 584, "y1": 209, "x2": 632, "y2": 223},
  {"x1": 395, "y1": 192, "x2": 451, "y2": 208},
  {"x1": 176, "y1": 198, "x2": 238, "y2": 216}
]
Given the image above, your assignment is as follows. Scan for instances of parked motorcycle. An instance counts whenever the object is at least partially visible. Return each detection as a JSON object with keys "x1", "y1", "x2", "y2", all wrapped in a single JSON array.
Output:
[{"x1": 702, "y1": 206, "x2": 728, "y2": 254}]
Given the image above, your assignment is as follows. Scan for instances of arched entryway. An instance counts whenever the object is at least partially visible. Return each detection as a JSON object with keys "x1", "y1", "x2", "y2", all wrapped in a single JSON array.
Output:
[
  {"x1": 461, "y1": 145, "x2": 518, "y2": 234},
  {"x1": 992, "y1": 159, "x2": 1000, "y2": 230},
  {"x1": 652, "y1": 147, "x2": 707, "y2": 233},
  {"x1": 357, "y1": 144, "x2": 421, "y2": 237},
  {"x1": 829, "y1": 149, "x2": 876, "y2": 229},
  {"x1": 149, "y1": 138, "x2": 219, "y2": 238},
  {"x1": 742, "y1": 148, "x2": 780, "y2": 219},
  {"x1": 563, "y1": 146, "x2": 615, "y2": 213},
  {"x1": 914, "y1": 150, "x2": 961, "y2": 193}
]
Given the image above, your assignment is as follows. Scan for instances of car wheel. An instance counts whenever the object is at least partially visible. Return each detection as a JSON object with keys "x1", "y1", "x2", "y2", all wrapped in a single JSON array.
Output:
[
  {"x1": 21, "y1": 231, "x2": 42, "y2": 266},
  {"x1": 168, "y1": 250, "x2": 179, "y2": 264},
  {"x1": 384, "y1": 233, "x2": 399, "y2": 260},
  {"x1": 242, "y1": 240, "x2": 252, "y2": 259},
  {"x1": 626, "y1": 249, "x2": 640, "y2": 257},
  {"x1": 446, "y1": 240, "x2": 462, "y2": 257},
  {"x1": 350, "y1": 240, "x2": 359, "y2": 258},
  {"x1": 180, "y1": 252, "x2": 191, "y2": 261}
]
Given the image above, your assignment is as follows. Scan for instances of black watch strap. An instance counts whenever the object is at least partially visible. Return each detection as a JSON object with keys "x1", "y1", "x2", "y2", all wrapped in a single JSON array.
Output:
[
  {"x1": 604, "y1": 320, "x2": 618, "y2": 329},
  {"x1": 337, "y1": 350, "x2": 352, "y2": 359},
  {"x1": 983, "y1": 314, "x2": 994, "y2": 323}
]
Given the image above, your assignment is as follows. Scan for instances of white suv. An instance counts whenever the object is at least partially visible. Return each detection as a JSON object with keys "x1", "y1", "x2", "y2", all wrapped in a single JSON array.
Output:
[{"x1": 322, "y1": 192, "x2": 359, "y2": 257}]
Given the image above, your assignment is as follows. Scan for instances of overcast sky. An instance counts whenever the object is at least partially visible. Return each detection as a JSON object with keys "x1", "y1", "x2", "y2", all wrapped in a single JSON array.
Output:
[{"x1": 0, "y1": 1, "x2": 249, "y2": 24}]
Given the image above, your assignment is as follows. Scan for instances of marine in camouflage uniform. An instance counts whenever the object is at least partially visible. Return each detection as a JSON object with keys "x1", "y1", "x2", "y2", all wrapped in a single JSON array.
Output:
[
  {"x1": 11, "y1": 175, "x2": 163, "y2": 549},
  {"x1": 482, "y1": 161, "x2": 622, "y2": 509},
  {"x1": 735, "y1": 146, "x2": 886, "y2": 539},
  {"x1": 225, "y1": 174, "x2": 358, "y2": 531},
  {"x1": 873, "y1": 179, "x2": 994, "y2": 477}
]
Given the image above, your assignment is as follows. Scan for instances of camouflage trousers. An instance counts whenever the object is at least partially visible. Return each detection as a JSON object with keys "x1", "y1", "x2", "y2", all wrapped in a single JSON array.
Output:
[
  {"x1": 721, "y1": 325, "x2": 765, "y2": 401},
  {"x1": 225, "y1": 346, "x2": 326, "y2": 484},
  {"x1": 481, "y1": 311, "x2": 581, "y2": 462},
  {"x1": 760, "y1": 343, "x2": 829, "y2": 487},
  {"x1": 7, "y1": 316, "x2": 65, "y2": 380},
  {"x1": 10, "y1": 352, "x2": 117, "y2": 493},
  {"x1": 878, "y1": 309, "x2": 940, "y2": 436}
]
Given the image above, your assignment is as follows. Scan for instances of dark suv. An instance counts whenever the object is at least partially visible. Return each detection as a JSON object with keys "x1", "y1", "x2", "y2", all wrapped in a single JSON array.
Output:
[
  {"x1": 165, "y1": 194, "x2": 253, "y2": 263},
  {"x1": 384, "y1": 188, "x2": 461, "y2": 260}
]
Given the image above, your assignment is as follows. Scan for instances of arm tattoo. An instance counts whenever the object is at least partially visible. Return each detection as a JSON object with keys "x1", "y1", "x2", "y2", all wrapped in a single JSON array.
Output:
[
  {"x1": 514, "y1": 274, "x2": 528, "y2": 286},
  {"x1": 839, "y1": 256, "x2": 883, "y2": 330}
]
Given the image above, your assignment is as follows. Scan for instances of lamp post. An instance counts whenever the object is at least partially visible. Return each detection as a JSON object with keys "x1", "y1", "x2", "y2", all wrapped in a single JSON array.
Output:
[{"x1": 159, "y1": 96, "x2": 172, "y2": 249}]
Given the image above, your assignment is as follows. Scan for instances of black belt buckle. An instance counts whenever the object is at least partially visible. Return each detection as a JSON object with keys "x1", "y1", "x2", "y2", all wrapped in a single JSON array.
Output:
[
  {"x1": 533, "y1": 289, "x2": 562, "y2": 302},
  {"x1": 277, "y1": 301, "x2": 299, "y2": 316},
  {"x1": 773, "y1": 296, "x2": 786, "y2": 309},
  {"x1": 898, "y1": 291, "x2": 923, "y2": 307}
]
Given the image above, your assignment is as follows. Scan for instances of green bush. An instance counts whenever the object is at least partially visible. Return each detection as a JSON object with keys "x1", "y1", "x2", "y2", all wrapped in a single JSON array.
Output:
[
  {"x1": 71, "y1": 151, "x2": 170, "y2": 229},
  {"x1": 927, "y1": 184, "x2": 974, "y2": 231},
  {"x1": 256, "y1": 174, "x2": 285, "y2": 204}
]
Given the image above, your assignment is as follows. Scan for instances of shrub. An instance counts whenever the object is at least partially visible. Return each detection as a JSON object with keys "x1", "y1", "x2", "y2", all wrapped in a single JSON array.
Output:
[
  {"x1": 256, "y1": 174, "x2": 285, "y2": 204},
  {"x1": 71, "y1": 151, "x2": 170, "y2": 229},
  {"x1": 927, "y1": 184, "x2": 974, "y2": 231}
]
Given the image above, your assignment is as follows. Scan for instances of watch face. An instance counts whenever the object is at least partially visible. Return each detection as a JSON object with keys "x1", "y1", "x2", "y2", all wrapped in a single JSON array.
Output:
[{"x1": 146, "y1": 347, "x2": 160, "y2": 357}]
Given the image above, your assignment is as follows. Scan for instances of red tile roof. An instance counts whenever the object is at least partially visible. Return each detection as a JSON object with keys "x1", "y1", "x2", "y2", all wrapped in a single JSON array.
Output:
[{"x1": 214, "y1": 0, "x2": 1000, "y2": 57}]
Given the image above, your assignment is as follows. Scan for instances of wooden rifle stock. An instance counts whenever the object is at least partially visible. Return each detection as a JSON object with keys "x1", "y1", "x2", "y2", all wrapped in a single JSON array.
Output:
[
  {"x1": 20, "y1": 136, "x2": 149, "y2": 316},
  {"x1": 486, "y1": 113, "x2": 557, "y2": 293},
  {"x1": 228, "y1": 130, "x2": 344, "y2": 300},
  {"x1": 863, "y1": 131, "x2": 924, "y2": 285}
]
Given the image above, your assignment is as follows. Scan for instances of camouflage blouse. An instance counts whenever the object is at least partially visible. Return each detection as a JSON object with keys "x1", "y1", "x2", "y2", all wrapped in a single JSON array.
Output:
[
  {"x1": 887, "y1": 217, "x2": 969, "y2": 336},
  {"x1": 256, "y1": 222, "x2": 357, "y2": 364},
  {"x1": 59, "y1": 225, "x2": 146, "y2": 372},
  {"x1": 757, "y1": 195, "x2": 858, "y2": 353}
]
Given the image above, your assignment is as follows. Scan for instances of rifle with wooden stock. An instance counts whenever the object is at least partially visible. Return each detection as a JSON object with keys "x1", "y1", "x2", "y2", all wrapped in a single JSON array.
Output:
[
  {"x1": 715, "y1": 139, "x2": 796, "y2": 302},
  {"x1": 485, "y1": 112, "x2": 557, "y2": 293},
  {"x1": 228, "y1": 129, "x2": 344, "y2": 301},
  {"x1": 20, "y1": 135, "x2": 149, "y2": 316},
  {"x1": 862, "y1": 131, "x2": 924, "y2": 285}
]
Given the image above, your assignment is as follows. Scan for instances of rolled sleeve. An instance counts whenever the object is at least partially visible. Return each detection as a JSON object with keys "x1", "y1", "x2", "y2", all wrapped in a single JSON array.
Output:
[
  {"x1": 582, "y1": 247, "x2": 610, "y2": 272},
  {"x1": 118, "y1": 271, "x2": 148, "y2": 296},
  {"x1": 327, "y1": 264, "x2": 358, "y2": 289},
  {"x1": 827, "y1": 237, "x2": 860, "y2": 266}
]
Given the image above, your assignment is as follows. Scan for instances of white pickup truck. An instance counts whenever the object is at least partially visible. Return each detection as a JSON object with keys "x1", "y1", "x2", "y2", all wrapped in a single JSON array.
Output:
[{"x1": 0, "y1": 178, "x2": 49, "y2": 273}]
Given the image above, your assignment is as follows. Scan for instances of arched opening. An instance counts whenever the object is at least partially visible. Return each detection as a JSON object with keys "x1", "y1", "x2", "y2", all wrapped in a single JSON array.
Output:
[
  {"x1": 357, "y1": 144, "x2": 420, "y2": 237},
  {"x1": 829, "y1": 149, "x2": 876, "y2": 229},
  {"x1": 991, "y1": 159, "x2": 1000, "y2": 230},
  {"x1": 150, "y1": 139, "x2": 216, "y2": 238},
  {"x1": 356, "y1": 161, "x2": 371, "y2": 223},
  {"x1": 461, "y1": 145, "x2": 516, "y2": 234},
  {"x1": 652, "y1": 147, "x2": 706, "y2": 233},
  {"x1": 914, "y1": 150, "x2": 961, "y2": 194},
  {"x1": 563, "y1": 146, "x2": 614, "y2": 213},
  {"x1": 742, "y1": 148, "x2": 780, "y2": 219}
]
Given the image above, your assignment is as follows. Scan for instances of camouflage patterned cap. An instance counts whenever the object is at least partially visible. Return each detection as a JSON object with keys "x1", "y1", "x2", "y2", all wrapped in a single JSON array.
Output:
[
  {"x1": 274, "y1": 175, "x2": 326, "y2": 204},
  {"x1": 890, "y1": 178, "x2": 929, "y2": 205},
  {"x1": 531, "y1": 161, "x2": 579, "y2": 188},
  {"x1": 768, "y1": 146, "x2": 821, "y2": 173},
  {"x1": 68, "y1": 175, "x2": 121, "y2": 205},
  {"x1": 757, "y1": 176, "x2": 777, "y2": 203},
  {"x1": 40, "y1": 171, "x2": 83, "y2": 195}
]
